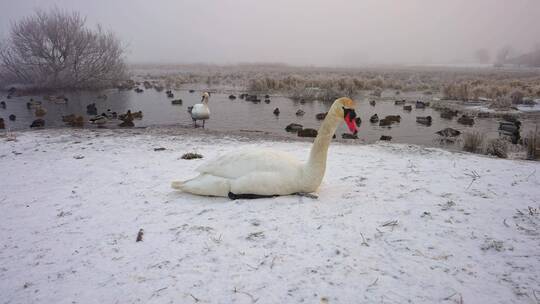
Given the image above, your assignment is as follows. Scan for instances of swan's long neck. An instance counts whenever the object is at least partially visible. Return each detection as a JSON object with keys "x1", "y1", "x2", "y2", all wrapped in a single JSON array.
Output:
[{"x1": 303, "y1": 111, "x2": 340, "y2": 189}]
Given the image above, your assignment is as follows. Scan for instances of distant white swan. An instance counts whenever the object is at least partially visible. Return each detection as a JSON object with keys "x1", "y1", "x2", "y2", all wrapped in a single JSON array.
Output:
[
  {"x1": 172, "y1": 97, "x2": 359, "y2": 199},
  {"x1": 190, "y1": 92, "x2": 210, "y2": 127}
]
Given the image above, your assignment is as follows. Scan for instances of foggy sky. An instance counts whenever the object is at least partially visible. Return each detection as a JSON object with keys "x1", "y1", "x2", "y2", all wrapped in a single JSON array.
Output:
[{"x1": 1, "y1": 0, "x2": 539, "y2": 66}]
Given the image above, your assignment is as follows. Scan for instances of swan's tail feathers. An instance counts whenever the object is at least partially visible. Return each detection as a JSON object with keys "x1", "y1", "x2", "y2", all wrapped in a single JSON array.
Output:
[
  {"x1": 171, "y1": 181, "x2": 185, "y2": 190},
  {"x1": 172, "y1": 174, "x2": 230, "y2": 197}
]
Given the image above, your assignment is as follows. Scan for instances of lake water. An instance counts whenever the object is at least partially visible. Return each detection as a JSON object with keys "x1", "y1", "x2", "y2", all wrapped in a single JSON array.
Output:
[{"x1": 1, "y1": 87, "x2": 538, "y2": 149}]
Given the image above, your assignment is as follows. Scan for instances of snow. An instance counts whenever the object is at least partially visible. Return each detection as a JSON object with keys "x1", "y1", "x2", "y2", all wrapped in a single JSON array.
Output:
[{"x1": 1, "y1": 128, "x2": 539, "y2": 304}]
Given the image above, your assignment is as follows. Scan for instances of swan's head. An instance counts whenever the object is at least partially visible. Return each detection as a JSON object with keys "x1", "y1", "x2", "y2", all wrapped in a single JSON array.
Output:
[
  {"x1": 332, "y1": 97, "x2": 358, "y2": 135},
  {"x1": 201, "y1": 92, "x2": 210, "y2": 103}
]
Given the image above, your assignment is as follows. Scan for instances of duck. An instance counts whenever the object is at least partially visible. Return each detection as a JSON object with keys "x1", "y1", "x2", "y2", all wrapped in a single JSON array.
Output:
[
  {"x1": 132, "y1": 111, "x2": 143, "y2": 119},
  {"x1": 30, "y1": 119, "x2": 45, "y2": 128},
  {"x1": 90, "y1": 114, "x2": 108, "y2": 126},
  {"x1": 87, "y1": 103, "x2": 98, "y2": 115},
  {"x1": 190, "y1": 92, "x2": 210, "y2": 127},
  {"x1": 416, "y1": 116, "x2": 432, "y2": 126},
  {"x1": 171, "y1": 97, "x2": 359, "y2": 198},
  {"x1": 315, "y1": 112, "x2": 327, "y2": 120},
  {"x1": 118, "y1": 110, "x2": 134, "y2": 127},
  {"x1": 26, "y1": 99, "x2": 42, "y2": 109},
  {"x1": 35, "y1": 106, "x2": 47, "y2": 117}
]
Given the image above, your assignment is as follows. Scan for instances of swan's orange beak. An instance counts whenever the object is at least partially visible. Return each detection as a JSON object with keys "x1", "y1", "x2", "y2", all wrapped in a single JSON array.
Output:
[{"x1": 344, "y1": 109, "x2": 358, "y2": 135}]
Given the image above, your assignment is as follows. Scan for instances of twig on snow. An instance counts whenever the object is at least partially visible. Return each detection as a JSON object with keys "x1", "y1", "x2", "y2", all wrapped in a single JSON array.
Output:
[
  {"x1": 366, "y1": 277, "x2": 378, "y2": 289},
  {"x1": 233, "y1": 287, "x2": 259, "y2": 303},
  {"x1": 443, "y1": 292, "x2": 457, "y2": 301},
  {"x1": 360, "y1": 232, "x2": 370, "y2": 247},
  {"x1": 270, "y1": 256, "x2": 277, "y2": 269},
  {"x1": 465, "y1": 170, "x2": 480, "y2": 189},
  {"x1": 189, "y1": 293, "x2": 200, "y2": 302},
  {"x1": 381, "y1": 220, "x2": 399, "y2": 227}
]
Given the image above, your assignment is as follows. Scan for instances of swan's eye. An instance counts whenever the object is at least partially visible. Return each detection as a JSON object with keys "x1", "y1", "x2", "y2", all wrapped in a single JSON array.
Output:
[{"x1": 343, "y1": 107, "x2": 356, "y2": 119}]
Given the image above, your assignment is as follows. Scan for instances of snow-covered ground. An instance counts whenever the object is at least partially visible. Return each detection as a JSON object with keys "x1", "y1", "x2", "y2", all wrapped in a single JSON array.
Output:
[{"x1": 1, "y1": 128, "x2": 539, "y2": 304}]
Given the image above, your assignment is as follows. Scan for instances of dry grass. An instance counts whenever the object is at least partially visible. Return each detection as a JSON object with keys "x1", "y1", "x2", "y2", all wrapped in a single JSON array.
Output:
[
  {"x1": 463, "y1": 132, "x2": 484, "y2": 153},
  {"x1": 130, "y1": 64, "x2": 540, "y2": 103},
  {"x1": 486, "y1": 139, "x2": 508, "y2": 158},
  {"x1": 526, "y1": 126, "x2": 540, "y2": 160}
]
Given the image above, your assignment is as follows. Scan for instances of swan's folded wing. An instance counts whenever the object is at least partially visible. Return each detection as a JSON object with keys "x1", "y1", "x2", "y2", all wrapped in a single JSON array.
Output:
[{"x1": 196, "y1": 149, "x2": 302, "y2": 179}]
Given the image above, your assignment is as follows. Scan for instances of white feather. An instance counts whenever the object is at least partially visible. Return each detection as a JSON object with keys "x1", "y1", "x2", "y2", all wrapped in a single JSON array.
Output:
[{"x1": 191, "y1": 103, "x2": 210, "y2": 120}]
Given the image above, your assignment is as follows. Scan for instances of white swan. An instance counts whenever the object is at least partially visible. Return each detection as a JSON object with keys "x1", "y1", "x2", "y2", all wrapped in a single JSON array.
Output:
[
  {"x1": 172, "y1": 97, "x2": 359, "y2": 199},
  {"x1": 190, "y1": 92, "x2": 210, "y2": 127}
]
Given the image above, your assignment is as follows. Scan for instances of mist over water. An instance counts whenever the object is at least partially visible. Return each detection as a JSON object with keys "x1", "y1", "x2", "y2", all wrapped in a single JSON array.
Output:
[{"x1": 1, "y1": 0, "x2": 539, "y2": 66}]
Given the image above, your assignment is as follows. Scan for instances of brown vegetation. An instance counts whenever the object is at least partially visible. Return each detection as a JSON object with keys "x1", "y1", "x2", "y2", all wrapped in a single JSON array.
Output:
[
  {"x1": 526, "y1": 127, "x2": 539, "y2": 160},
  {"x1": 486, "y1": 139, "x2": 508, "y2": 158},
  {"x1": 463, "y1": 132, "x2": 484, "y2": 153}
]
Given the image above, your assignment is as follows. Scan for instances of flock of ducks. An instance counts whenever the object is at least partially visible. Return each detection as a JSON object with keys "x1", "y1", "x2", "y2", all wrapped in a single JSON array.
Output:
[
  {"x1": 0, "y1": 93, "x2": 146, "y2": 129},
  {"x1": 0, "y1": 89, "x2": 214, "y2": 130}
]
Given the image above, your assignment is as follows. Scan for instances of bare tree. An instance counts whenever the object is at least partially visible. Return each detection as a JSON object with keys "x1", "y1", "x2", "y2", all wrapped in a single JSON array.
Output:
[
  {"x1": 0, "y1": 8, "x2": 126, "y2": 89},
  {"x1": 474, "y1": 48, "x2": 490, "y2": 64},
  {"x1": 495, "y1": 45, "x2": 514, "y2": 64}
]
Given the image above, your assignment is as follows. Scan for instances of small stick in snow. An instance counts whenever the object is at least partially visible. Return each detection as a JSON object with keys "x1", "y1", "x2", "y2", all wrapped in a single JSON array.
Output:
[
  {"x1": 245, "y1": 263, "x2": 259, "y2": 271},
  {"x1": 381, "y1": 220, "x2": 398, "y2": 227},
  {"x1": 443, "y1": 292, "x2": 457, "y2": 301},
  {"x1": 270, "y1": 256, "x2": 277, "y2": 269},
  {"x1": 189, "y1": 293, "x2": 200, "y2": 302},
  {"x1": 503, "y1": 218, "x2": 509, "y2": 227},
  {"x1": 360, "y1": 232, "x2": 370, "y2": 247},
  {"x1": 465, "y1": 170, "x2": 480, "y2": 189},
  {"x1": 366, "y1": 277, "x2": 378, "y2": 290},
  {"x1": 233, "y1": 287, "x2": 259, "y2": 303},
  {"x1": 136, "y1": 228, "x2": 144, "y2": 242}
]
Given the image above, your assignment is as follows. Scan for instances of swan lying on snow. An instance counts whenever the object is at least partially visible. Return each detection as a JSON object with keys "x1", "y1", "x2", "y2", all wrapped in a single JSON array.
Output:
[{"x1": 172, "y1": 97, "x2": 359, "y2": 199}]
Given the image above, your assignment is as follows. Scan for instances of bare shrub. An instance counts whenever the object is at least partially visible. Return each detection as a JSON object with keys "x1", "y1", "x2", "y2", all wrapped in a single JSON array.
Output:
[
  {"x1": 526, "y1": 127, "x2": 539, "y2": 160},
  {"x1": 489, "y1": 97, "x2": 512, "y2": 110},
  {"x1": 443, "y1": 83, "x2": 469, "y2": 101},
  {"x1": 486, "y1": 138, "x2": 508, "y2": 158},
  {"x1": 509, "y1": 89, "x2": 525, "y2": 104},
  {"x1": 471, "y1": 86, "x2": 488, "y2": 100},
  {"x1": 371, "y1": 87, "x2": 382, "y2": 97},
  {"x1": 0, "y1": 8, "x2": 126, "y2": 90},
  {"x1": 463, "y1": 132, "x2": 484, "y2": 153}
]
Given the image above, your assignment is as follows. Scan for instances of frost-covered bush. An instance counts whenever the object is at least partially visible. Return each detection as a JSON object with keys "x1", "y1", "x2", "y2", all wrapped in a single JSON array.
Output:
[
  {"x1": 509, "y1": 89, "x2": 525, "y2": 104},
  {"x1": 0, "y1": 8, "x2": 126, "y2": 89},
  {"x1": 486, "y1": 139, "x2": 508, "y2": 158},
  {"x1": 526, "y1": 130, "x2": 540, "y2": 160}
]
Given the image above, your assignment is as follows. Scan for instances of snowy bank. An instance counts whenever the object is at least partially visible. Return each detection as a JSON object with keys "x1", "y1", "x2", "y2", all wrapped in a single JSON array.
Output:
[{"x1": 1, "y1": 128, "x2": 539, "y2": 304}]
